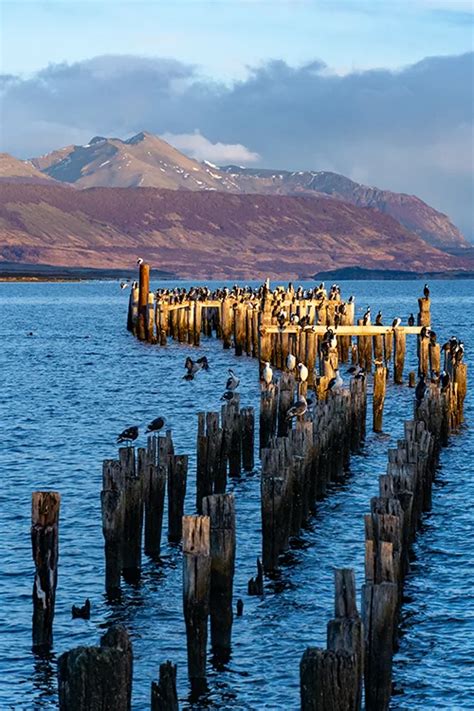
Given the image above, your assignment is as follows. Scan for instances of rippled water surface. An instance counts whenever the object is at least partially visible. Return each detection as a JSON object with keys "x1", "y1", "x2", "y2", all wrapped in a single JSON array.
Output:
[{"x1": 0, "y1": 279, "x2": 472, "y2": 710}]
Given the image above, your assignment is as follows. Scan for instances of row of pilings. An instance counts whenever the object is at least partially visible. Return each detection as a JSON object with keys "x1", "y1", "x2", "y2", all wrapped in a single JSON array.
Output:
[{"x1": 300, "y1": 358, "x2": 467, "y2": 710}]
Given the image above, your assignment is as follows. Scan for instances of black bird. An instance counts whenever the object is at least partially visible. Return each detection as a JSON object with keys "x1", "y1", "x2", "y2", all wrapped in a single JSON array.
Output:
[
  {"x1": 375, "y1": 310, "x2": 383, "y2": 326},
  {"x1": 117, "y1": 426, "x2": 139, "y2": 445},
  {"x1": 408, "y1": 313, "x2": 415, "y2": 326},
  {"x1": 420, "y1": 326, "x2": 430, "y2": 339},
  {"x1": 429, "y1": 330, "x2": 437, "y2": 345},
  {"x1": 423, "y1": 283, "x2": 430, "y2": 299},
  {"x1": 221, "y1": 391, "x2": 236, "y2": 402},
  {"x1": 363, "y1": 307, "x2": 371, "y2": 326},
  {"x1": 146, "y1": 416, "x2": 166, "y2": 434},
  {"x1": 183, "y1": 355, "x2": 209, "y2": 380},
  {"x1": 440, "y1": 371, "x2": 450, "y2": 391},
  {"x1": 415, "y1": 376, "x2": 427, "y2": 407},
  {"x1": 392, "y1": 317, "x2": 401, "y2": 328},
  {"x1": 72, "y1": 599, "x2": 91, "y2": 620}
]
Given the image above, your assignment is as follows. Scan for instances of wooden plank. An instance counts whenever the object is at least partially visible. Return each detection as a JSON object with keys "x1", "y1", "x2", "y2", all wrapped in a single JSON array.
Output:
[{"x1": 260, "y1": 325, "x2": 423, "y2": 336}]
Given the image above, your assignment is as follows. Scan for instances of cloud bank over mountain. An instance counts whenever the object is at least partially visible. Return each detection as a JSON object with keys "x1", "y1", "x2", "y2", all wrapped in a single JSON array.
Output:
[{"x1": 1, "y1": 52, "x2": 472, "y2": 238}]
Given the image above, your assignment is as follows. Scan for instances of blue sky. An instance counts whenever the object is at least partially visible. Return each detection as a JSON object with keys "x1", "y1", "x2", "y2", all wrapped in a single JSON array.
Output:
[
  {"x1": 2, "y1": 0, "x2": 473, "y2": 81},
  {"x1": 1, "y1": 1, "x2": 473, "y2": 238}
]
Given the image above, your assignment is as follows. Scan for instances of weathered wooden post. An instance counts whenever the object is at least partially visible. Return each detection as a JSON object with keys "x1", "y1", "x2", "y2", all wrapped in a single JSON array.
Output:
[
  {"x1": 300, "y1": 648, "x2": 359, "y2": 711},
  {"x1": 418, "y1": 296, "x2": 431, "y2": 326},
  {"x1": 151, "y1": 661, "x2": 179, "y2": 711},
  {"x1": 137, "y1": 262, "x2": 150, "y2": 341},
  {"x1": 429, "y1": 341, "x2": 441, "y2": 376},
  {"x1": 373, "y1": 363, "x2": 387, "y2": 432},
  {"x1": 182, "y1": 516, "x2": 211, "y2": 696},
  {"x1": 101, "y1": 460, "x2": 124, "y2": 597},
  {"x1": 121, "y1": 447, "x2": 143, "y2": 583},
  {"x1": 58, "y1": 625, "x2": 132, "y2": 711},
  {"x1": 278, "y1": 372, "x2": 295, "y2": 437},
  {"x1": 144, "y1": 440, "x2": 166, "y2": 558},
  {"x1": 241, "y1": 406, "x2": 255, "y2": 471},
  {"x1": 260, "y1": 382, "x2": 279, "y2": 451},
  {"x1": 202, "y1": 494, "x2": 236, "y2": 660},
  {"x1": 147, "y1": 292, "x2": 156, "y2": 343},
  {"x1": 31, "y1": 491, "x2": 60, "y2": 651},
  {"x1": 168, "y1": 454, "x2": 188, "y2": 543},
  {"x1": 362, "y1": 582, "x2": 398, "y2": 711},
  {"x1": 393, "y1": 328, "x2": 406, "y2": 384}
]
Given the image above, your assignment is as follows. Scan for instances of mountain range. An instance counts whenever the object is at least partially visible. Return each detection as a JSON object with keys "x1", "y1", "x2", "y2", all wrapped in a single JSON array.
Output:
[{"x1": 0, "y1": 131, "x2": 471, "y2": 278}]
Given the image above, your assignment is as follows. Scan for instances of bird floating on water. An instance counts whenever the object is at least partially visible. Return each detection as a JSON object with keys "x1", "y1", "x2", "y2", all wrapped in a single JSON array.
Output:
[
  {"x1": 226, "y1": 369, "x2": 240, "y2": 391},
  {"x1": 286, "y1": 395, "x2": 308, "y2": 420},
  {"x1": 262, "y1": 362, "x2": 273, "y2": 386},
  {"x1": 72, "y1": 599, "x2": 91, "y2": 620},
  {"x1": 117, "y1": 425, "x2": 139, "y2": 445},
  {"x1": 146, "y1": 416, "x2": 166, "y2": 434}
]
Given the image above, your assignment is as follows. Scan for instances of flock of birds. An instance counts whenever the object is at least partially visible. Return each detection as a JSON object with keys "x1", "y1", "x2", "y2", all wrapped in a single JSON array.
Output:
[{"x1": 116, "y1": 277, "x2": 465, "y2": 443}]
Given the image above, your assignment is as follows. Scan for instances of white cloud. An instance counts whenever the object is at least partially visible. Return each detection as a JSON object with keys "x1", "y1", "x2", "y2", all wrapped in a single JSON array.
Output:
[{"x1": 161, "y1": 130, "x2": 260, "y2": 164}]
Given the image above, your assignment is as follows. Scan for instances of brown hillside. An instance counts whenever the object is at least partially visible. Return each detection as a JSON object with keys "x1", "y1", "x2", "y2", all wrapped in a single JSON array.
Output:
[{"x1": 0, "y1": 182, "x2": 468, "y2": 279}]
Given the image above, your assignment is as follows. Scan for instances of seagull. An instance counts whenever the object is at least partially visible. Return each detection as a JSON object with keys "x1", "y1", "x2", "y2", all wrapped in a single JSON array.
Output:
[
  {"x1": 355, "y1": 368, "x2": 366, "y2": 381},
  {"x1": 286, "y1": 353, "x2": 297, "y2": 371},
  {"x1": 375, "y1": 310, "x2": 383, "y2": 325},
  {"x1": 137, "y1": 257, "x2": 144, "y2": 266},
  {"x1": 286, "y1": 395, "x2": 308, "y2": 420},
  {"x1": 297, "y1": 362, "x2": 308, "y2": 383},
  {"x1": 328, "y1": 369, "x2": 343, "y2": 392},
  {"x1": 262, "y1": 362, "x2": 273, "y2": 385},
  {"x1": 120, "y1": 282, "x2": 129, "y2": 289},
  {"x1": 290, "y1": 313, "x2": 300, "y2": 325},
  {"x1": 221, "y1": 391, "x2": 236, "y2": 402},
  {"x1": 423, "y1": 283, "x2": 430, "y2": 299},
  {"x1": 117, "y1": 425, "x2": 139, "y2": 445},
  {"x1": 226, "y1": 369, "x2": 240, "y2": 391},
  {"x1": 146, "y1": 416, "x2": 166, "y2": 434},
  {"x1": 408, "y1": 313, "x2": 415, "y2": 327},
  {"x1": 415, "y1": 376, "x2": 427, "y2": 407},
  {"x1": 392, "y1": 317, "x2": 401, "y2": 328}
]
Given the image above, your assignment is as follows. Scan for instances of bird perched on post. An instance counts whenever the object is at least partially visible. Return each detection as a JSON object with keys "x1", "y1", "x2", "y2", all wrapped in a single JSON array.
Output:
[
  {"x1": 392, "y1": 317, "x2": 401, "y2": 328},
  {"x1": 262, "y1": 362, "x2": 273, "y2": 386},
  {"x1": 225, "y1": 369, "x2": 240, "y2": 391},
  {"x1": 423, "y1": 283, "x2": 430, "y2": 299},
  {"x1": 277, "y1": 310, "x2": 287, "y2": 328},
  {"x1": 286, "y1": 395, "x2": 308, "y2": 420},
  {"x1": 286, "y1": 353, "x2": 296, "y2": 371},
  {"x1": 297, "y1": 362, "x2": 308, "y2": 383},
  {"x1": 440, "y1": 371, "x2": 450, "y2": 392},
  {"x1": 408, "y1": 313, "x2": 415, "y2": 327},
  {"x1": 363, "y1": 307, "x2": 371, "y2": 326},
  {"x1": 415, "y1": 376, "x2": 427, "y2": 407},
  {"x1": 117, "y1": 425, "x2": 139, "y2": 445},
  {"x1": 146, "y1": 416, "x2": 166, "y2": 434},
  {"x1": 221, "y1": 391, "x2": 236, "y2": 402},
  {"x1": 327, "y1": 369, "x2": 343, "y2": 392},
  {"x1": 375, "y1": 310, "x2": 383, "y2": 326},
  {"x1": 137, "y1": 257, "x2": 144, "y2": 266},
  {"x1": 120, "y1": 282, "x2": 129, "y2": 289}
]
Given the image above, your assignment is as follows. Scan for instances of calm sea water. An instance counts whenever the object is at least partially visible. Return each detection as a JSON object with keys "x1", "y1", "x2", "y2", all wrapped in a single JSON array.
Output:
[{"x1": 0, "y1": 279, "x2": 472, "y2": 710}]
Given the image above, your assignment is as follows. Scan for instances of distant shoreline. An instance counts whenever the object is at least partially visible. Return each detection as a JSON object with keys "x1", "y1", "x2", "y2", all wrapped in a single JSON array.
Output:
[{"x1": 0, "y1": 263, "x2": 473, "y2": 282}]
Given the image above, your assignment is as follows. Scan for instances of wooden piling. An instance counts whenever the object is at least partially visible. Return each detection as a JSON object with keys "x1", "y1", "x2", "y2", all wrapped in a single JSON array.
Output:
[
  {"x1": 260, "y1": 382, "x2": 279, "y2": 451},
  {"x1": 417, "y1": 297, "x2": 431, "y2": 326},
  {"x1": 121, "y1": 448, "x2": 143, "y2": 583},
  {"x1": 137, "y1": 263, "x2": 150, "y2": 341},
  {"x1": 241, "y1": 406, "x2": 255, "y2": 471},
  {"x1": 300, "y1": 648, "x2": 359, "y2": 711},
  {"x1": 168, "y1": 454, "x2": 188, "y2": 543},
  {"x1": 151, "y1": 662, "x2": 179, "y2": 711},
  {"x1": 144, "y1": 440, "x2": 166, "y2": 558},
  {"x1": 31, "y1": 491, "x2": 61, "y2": 651},
  {"x1": 393, "y1": 328, "x2": 406, "y2": 384},
  {"x1": 373, "y1": 363, "x2": 387, "y2": 432},
  {"x1": 362, "y1": 582, "x2": 398, "y2": 711},
  {"x1": 182, "y1": 515, "x2": 211, "y2": 696},
  {"x1": 101, "y1": 460, "x2": 124, "y2": 597},
  {"x1": 202, "y1": 494, "x2": 236, "y2": 658},
  {"x1": 58, "y1": 625, "x2": 132, "y2": 711}
]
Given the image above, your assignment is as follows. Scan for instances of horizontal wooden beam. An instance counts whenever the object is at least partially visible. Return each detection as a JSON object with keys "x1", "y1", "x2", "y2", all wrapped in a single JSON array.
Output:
[{"x1": 260, "y1": 325, "x2": 422, "y2": 336}]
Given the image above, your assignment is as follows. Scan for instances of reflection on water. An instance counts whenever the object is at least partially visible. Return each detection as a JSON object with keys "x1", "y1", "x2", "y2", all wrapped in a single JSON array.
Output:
[{"x1": 0, "y1": 279, "x2": 472, "y2": 709}]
